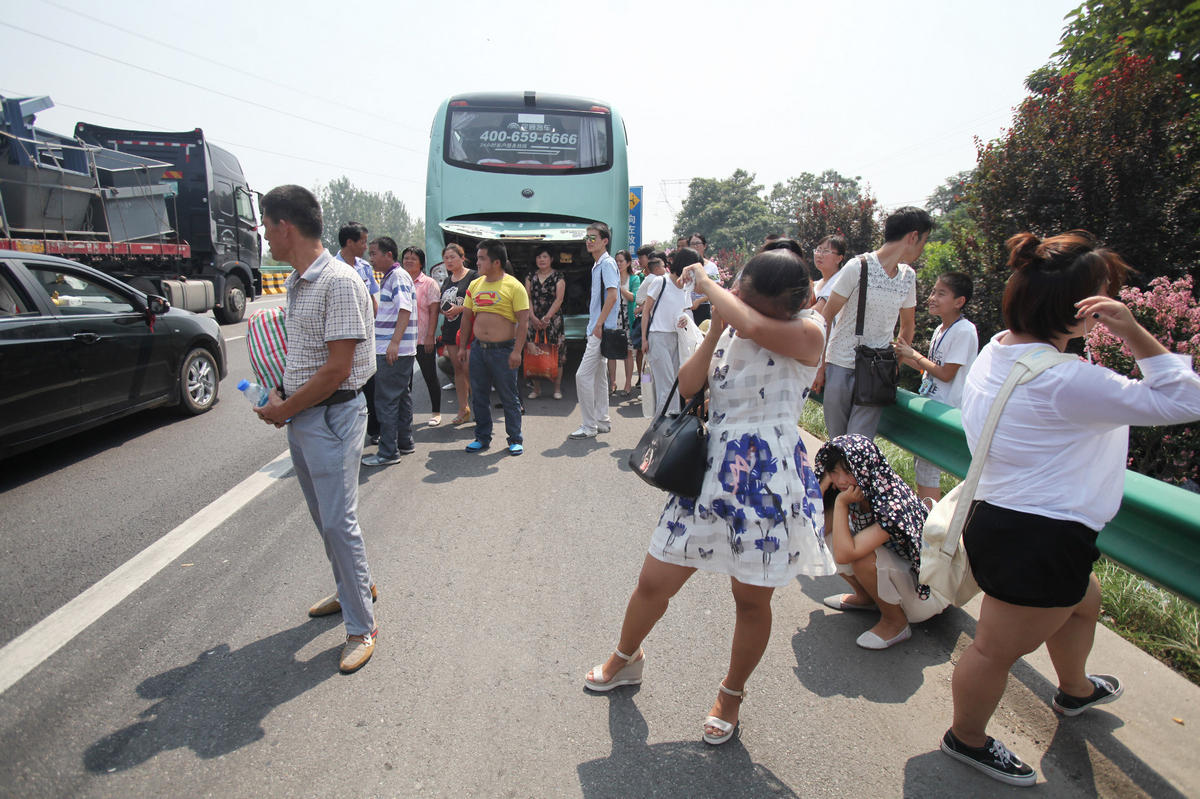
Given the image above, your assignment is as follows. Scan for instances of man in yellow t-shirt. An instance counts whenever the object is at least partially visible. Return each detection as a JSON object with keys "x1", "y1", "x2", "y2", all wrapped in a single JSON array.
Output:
[{"x1": 457, "y1": 240, "x2": 531, "y2": 455}]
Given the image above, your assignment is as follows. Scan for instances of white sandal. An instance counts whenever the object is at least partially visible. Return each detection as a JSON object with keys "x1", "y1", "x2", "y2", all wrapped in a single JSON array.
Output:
[
  {"x1": 703, "y1": 682, "x2": 746, "y2": 745},
  {"x1": 584, "y1": 648, "x2": 644, "y2": 692}
]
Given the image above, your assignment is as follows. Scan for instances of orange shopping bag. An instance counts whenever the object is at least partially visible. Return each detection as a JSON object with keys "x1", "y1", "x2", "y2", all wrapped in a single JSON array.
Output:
[{"x1": 524, "y1": 330, "x2": 559, "y2": 381}]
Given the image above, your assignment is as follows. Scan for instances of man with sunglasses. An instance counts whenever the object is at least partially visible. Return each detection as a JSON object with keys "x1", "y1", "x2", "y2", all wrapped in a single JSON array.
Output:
[{"x1": 569, "y1": 222, "x2": 620, "y2": 439}]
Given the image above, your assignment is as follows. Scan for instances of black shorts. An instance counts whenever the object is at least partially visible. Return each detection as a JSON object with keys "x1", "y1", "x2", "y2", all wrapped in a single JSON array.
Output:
[{"x1": 963, "y1": 501, "x2": 1100, "y2": 608}]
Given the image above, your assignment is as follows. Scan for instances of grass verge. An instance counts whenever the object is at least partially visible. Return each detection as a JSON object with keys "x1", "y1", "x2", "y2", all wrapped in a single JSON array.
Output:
[{"x1": 799, "y1": 398, "x2": 1200, "y2": 686}]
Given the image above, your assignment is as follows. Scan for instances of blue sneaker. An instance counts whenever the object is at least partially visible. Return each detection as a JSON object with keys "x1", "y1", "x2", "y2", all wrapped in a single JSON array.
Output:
[
  {"x1": 508, "y1": 443, "x2": 524, "y2": 456},
  {"x1": 465, "y1": 440, "x2": 489, "y2": 452}
]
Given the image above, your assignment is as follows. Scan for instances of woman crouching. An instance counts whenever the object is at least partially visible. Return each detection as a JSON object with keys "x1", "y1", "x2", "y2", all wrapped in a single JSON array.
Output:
[{"x1": 815, "y1": 435, "x2": 933, "y2": 649}]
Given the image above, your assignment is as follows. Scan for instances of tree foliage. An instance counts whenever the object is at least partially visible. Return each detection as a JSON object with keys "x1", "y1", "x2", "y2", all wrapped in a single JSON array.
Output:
[
  {"x1": 973, "y1": 54, "x2": 1199, "y2": 287},
  {"x1": 314, "y1": 176, "x2": 423, "y2": 254},
  {"x1": 672, "y1": 169, "x2": 778, "y2": 257},
  {"x1": 1046, "y1": 0, "x2": 1200, "y2": 103},
  {"x1": 768, "y1": 169, "x2": 881, "y2": 257}
]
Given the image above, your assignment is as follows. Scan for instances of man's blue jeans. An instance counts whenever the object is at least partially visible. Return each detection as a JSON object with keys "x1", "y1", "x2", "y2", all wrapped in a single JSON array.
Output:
[
  {"x1": 374, "y1": 353, "x2": 414, "y2": 458},
  {"x1": 469, "y1": 339, "x2": 522, "y2": 446}
]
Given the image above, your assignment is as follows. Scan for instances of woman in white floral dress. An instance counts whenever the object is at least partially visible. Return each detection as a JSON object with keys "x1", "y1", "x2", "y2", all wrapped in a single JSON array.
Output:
[{"x1": 584, "y1": 248, "x2": 834, "y2": 745}]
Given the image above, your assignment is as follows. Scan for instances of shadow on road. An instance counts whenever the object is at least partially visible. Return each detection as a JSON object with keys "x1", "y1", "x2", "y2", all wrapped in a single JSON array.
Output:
[
  {"x1": 419, "y1": 447, "x2": 504, "y2": 483},
  {"x1": 82, "y1": 618, "x2": 341, "y2": 774},
  {"x1": 0, "y1": 407, "x2": 201, "y2": 492},
  {"x1": 576, "y1": 689, "x2": 798, "y2": 799}
]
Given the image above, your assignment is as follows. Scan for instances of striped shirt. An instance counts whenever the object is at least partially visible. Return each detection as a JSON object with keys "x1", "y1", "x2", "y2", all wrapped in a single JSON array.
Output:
[{"x1": 376, "y1": 265, "x2": 417, "y2": 356}]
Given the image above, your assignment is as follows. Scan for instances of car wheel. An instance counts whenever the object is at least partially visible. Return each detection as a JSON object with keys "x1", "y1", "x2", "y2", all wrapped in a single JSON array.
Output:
[
  {"x1": 179, "y1": 347, "x2": 219, "y2": 414},
  {"x1": 214, "y1": 274, "x2": 247, "y2": 324}
]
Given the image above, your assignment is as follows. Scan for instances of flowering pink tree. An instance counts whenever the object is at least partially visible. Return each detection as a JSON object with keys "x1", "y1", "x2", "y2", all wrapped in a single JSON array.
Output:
[{"x1": 1087, "y1": 275, "x2": 1200, "y2": 487}]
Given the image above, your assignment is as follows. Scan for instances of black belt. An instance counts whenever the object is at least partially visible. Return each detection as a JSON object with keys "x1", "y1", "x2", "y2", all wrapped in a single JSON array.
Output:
[
  {"x1": 473, "y1": 339, "x2": 515, "y2": 350},
  {"x1": 280, "y1": 388, "x2": 360, "y2": 406},
  {"x1": 316, "y1": 389, "x2": 360, "y2": 406}
]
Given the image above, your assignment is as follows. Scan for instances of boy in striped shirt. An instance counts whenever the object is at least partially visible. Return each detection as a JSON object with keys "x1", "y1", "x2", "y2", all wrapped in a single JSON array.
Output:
[{"x1": 362, "y1": 236, "x2": 417, "y2": 467}]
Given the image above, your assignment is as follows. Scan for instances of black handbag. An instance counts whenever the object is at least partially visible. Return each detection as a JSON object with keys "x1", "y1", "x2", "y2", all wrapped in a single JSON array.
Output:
[
  {"x1": 850, "y1": 255, "x2": 900, "y2": 406},
  {"x1": 601, "y1": 327, "x2": 628, "y2": 359},
  {"x1": 628, "y1": 378, "x2": 708, "y2": 498}
]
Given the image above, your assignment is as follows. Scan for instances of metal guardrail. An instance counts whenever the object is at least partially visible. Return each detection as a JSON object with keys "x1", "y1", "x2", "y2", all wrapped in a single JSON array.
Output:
[{"x1": 834, "y1": 389, "x2": 1200, "y2": 606}]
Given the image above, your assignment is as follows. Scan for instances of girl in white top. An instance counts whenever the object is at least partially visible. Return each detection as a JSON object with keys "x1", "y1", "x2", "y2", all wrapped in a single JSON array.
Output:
[
  {"x1": 941, "y1": 231, "x2": 1200, "y2": 787},
  {"x1": 811, "y1": 233, "x2": 848, "y2": 313},
  {"x1": 641, "y1": 248, "x2": 701, "y2": 417}
]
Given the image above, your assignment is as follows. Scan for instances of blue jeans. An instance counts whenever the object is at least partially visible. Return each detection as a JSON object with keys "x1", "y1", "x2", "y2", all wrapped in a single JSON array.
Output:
[
  {"x1": 286, "y1": 394, "x2": 374, "y2": 636},
  {"x1": 374, "y1": 353, "x2": 414, "y2": 458},
  {"x1": 469, "y1": 340, "x2": 522, "y2": 446}
]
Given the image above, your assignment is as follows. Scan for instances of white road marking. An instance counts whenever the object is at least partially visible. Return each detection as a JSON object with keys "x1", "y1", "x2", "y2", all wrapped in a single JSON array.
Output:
[
  {"x1": 226, "y1": 335, "x2": 245, "y2": 342},
  {"x1": 0, "y1": 450, "x2": 294, "y2": 697}
]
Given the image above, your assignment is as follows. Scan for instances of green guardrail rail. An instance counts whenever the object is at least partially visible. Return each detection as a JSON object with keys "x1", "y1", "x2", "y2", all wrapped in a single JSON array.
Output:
[{"x1": 819, "y1": 388, "x2": 1200, "y2": 606}]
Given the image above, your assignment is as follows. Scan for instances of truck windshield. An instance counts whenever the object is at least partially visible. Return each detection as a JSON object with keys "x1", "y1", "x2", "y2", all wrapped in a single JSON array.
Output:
[{"x1": 445, "y1": 108, "x2": 610, "y2": 173}]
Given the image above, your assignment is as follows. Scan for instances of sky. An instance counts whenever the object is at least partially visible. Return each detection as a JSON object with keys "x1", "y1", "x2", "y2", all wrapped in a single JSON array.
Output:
[{"x1": 1, "y1": 0, "x2": 1080, "y2": 243}]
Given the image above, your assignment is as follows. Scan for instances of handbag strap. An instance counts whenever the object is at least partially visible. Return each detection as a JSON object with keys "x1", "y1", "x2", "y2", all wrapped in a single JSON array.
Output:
[
  {"x1": 645, "y1": 275, "x2": 667, "y2": 331},
  {"x1": 655, "y1": 377, "x2": 706, "y2": 423},
  {"x1": 938, "y1": 346, "x2": 1078, "y2": 556},
  {"x1": 854, "y1": 255, "x2": 869, "y2": 338}
]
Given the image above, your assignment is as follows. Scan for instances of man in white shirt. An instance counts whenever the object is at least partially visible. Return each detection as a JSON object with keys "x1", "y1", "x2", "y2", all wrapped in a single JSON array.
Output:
[
  {"x1": 569, "y1": 222, "x2": 620, "y2": 440},
  {"x1": 818, "y1": 207, "x2": 931, "y2": 440}
]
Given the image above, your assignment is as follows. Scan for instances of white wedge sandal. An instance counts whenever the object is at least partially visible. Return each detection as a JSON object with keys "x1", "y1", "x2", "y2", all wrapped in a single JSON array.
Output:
[
  {"x1": 703, "y1": 682, "x2": 746, "y2": 745},
  {"x1": 584, "y1": 648, "x2": 645, "y2": 692}
]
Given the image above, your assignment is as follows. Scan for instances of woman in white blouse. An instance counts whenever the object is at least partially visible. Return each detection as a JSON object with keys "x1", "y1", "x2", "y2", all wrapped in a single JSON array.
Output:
[{"x1": 940, "y1": 231, "x2": 1200, "y2": 787}]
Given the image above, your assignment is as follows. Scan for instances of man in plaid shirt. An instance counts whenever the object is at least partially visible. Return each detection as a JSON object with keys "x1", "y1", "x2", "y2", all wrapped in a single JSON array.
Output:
[{"x1": 255, "y1": 185, "x2": 379, "y2": 674}]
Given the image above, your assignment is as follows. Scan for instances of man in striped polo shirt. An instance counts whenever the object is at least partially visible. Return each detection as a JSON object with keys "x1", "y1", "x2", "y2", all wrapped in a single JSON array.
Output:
[{"x1": 362, "y1": 235, "x2": 417, "y2": 467}]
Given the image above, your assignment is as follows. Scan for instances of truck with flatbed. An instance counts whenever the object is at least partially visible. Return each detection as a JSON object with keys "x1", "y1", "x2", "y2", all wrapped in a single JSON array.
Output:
[{"x1": 0, "y1": 94, "x2": 260, "y2": 323}]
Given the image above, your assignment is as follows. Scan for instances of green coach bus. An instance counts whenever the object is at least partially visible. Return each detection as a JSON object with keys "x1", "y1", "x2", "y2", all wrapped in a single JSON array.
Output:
[{"x1": 425, "y1": 91, "x2": 629, "y2": 341}]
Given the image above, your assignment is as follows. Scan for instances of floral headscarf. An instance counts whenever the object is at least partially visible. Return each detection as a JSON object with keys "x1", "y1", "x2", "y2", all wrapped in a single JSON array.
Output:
[{"x1": 815, "y1": 434, "x2": 929, "y2": 594}]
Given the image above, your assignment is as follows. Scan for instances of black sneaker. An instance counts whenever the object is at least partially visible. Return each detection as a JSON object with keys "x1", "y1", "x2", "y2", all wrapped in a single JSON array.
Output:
[
  {"x1": 1053, "y1": 674, "x2": 1123, "y2": 717},
  {"x1": 940, "y1": 729, "x2": 1036, "y2": 787}
]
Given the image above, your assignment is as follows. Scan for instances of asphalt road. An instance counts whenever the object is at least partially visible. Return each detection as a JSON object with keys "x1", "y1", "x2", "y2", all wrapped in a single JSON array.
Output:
[{"x1": 0, "y1": 303, "x2": 1195, "y2": 798}]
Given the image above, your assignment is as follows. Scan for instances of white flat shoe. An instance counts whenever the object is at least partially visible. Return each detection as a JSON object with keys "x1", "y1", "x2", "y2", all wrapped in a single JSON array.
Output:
[
  {"x1": 584, "y1": 648, "x2": 644, "y2": 692},
  {"x1": 703, "y1": 682, "x2": 745, "y2": 745},
  {"x1": 856, "y1": 625, "x2": 912, "y2": 650}
]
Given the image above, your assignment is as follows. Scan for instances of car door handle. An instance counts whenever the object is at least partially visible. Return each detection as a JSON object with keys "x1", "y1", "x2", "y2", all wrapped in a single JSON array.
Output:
[{"x1": 72, "y1": 332, "x2": 103, "y2": 344}]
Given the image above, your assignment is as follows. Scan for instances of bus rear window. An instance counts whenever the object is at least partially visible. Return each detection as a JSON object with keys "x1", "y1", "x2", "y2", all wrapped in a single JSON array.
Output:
[{"x1": 445, "y1": 109, "x2": 610, "y2": 172}]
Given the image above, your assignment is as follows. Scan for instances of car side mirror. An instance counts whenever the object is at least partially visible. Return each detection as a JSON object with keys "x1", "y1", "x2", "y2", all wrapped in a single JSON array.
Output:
[{"x1": 146, "y1": 295, "x2": 169, "y2": 315}]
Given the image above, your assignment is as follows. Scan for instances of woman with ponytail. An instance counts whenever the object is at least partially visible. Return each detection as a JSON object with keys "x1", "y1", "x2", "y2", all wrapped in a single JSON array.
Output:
[{"x1": 939, "y1": 231, "x2": 1200, "y2": 787}]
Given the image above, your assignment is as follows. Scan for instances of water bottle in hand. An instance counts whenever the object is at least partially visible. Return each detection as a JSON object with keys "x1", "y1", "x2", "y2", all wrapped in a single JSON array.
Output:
[{"x1": 236, "y1": 379, "x2": 270, "y2": 407}]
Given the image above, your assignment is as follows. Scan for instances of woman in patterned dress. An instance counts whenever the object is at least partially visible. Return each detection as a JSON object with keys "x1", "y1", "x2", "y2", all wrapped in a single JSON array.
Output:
[
  {"x1": 814, "y1": 434, "x2": 932, "y2": 650},
  {"x1": 584, "y1": 248, "x2": 833, "y2": 746},
  {"x1": 524, "y1": 245, "x2": 566, "y2": 399}
]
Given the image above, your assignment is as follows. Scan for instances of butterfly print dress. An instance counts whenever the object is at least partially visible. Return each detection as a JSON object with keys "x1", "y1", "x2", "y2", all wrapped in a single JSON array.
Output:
[{"x1": 648, "y1": 311, "x2": 835, "y2": 587}]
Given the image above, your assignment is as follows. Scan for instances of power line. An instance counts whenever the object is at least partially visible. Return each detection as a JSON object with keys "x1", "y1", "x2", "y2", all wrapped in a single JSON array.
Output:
[
  {"x1": 0, "y1": 88, "x2": 422, "y2": 185},
  {"x1": 38, "y1": 0, "x2": 425, "y2": 136},
  {"x1": 0, "y1": 20, "x2": 424, "y2": 155}
]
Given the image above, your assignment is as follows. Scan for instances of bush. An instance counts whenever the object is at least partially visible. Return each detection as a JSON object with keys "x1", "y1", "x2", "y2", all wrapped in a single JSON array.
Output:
[
  {"x1": 1086, "y1": 274, "x2": 1200, "y2": 487},
  {"x1": 972, "y1": 54, "x2": 1200, "y2": 287}
]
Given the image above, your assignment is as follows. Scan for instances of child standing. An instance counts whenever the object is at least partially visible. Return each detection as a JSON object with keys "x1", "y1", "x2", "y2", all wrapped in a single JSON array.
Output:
[{"x1": 894, "y1": 272, "x2": 978, "y2": 505}]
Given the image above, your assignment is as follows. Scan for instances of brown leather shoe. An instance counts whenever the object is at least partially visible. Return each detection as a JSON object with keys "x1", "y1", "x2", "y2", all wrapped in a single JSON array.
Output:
[
  {"x1": 339, "y1": 628, "x2": 377, "y2": 673},
  {"x1": 307, "y1": 583, "x2": 378, "y2": 617}
]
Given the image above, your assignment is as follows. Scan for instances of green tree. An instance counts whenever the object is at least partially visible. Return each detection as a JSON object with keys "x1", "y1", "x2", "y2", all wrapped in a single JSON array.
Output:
[
  {"x1": 315, "y1": 176, "x2": 423, "y2": 254},
  {"x1": 768, "y1": 170, "x2": 881, "y2": 256},
  {"x1": 672, "y1": 169, "x2": 779, "y2": 256},
  {"x1": 1044, "y1": 0, "x2": 1200, "y2": 102},
  {"x1": 973, "y1": 55, "x2": 1199, "y2": 286}
]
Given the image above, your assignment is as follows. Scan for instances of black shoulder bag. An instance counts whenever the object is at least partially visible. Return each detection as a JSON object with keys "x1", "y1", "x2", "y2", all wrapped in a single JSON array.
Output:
[
  {"x1": 851, "y1": 255, "x2": 901, "y2": 406},
  {"x1": 629, "y1": 377, "x2": 708, "y2": 498}
]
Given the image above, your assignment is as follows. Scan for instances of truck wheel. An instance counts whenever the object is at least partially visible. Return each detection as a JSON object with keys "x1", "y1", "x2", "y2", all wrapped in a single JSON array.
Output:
[
  {"x1": 214, "y1": 275, "x2": 247, "y2": 324},
  {"x1": 178, "y1": 347, "x2": 219, "y2": 415}
]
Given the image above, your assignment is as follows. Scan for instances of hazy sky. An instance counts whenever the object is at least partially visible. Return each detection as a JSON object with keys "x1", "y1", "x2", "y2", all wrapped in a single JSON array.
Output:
[{"x1": 2, "y1": 0, "x2": 1079, "y2": 242}]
